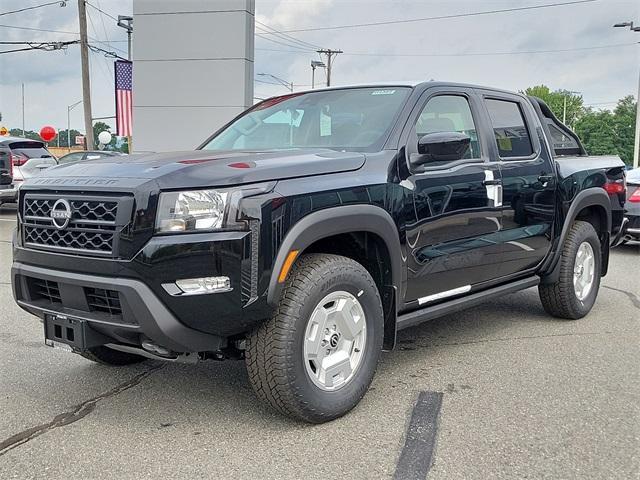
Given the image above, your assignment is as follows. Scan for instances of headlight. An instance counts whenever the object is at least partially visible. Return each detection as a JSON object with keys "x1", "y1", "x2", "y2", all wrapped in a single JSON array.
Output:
[{"x1": 156, "y1": 189, "x2": 229, "y2": 233}]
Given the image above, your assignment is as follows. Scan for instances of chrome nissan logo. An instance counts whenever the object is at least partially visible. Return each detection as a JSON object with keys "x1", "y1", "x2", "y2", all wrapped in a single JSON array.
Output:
[{"x1": 50, "y1": 199, "x2": 72, "y2": 229}]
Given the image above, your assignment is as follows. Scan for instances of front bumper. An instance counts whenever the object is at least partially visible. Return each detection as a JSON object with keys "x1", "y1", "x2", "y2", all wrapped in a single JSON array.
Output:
[{"x1": 12, "y1": 262, "x2": 227, "y2": 353}]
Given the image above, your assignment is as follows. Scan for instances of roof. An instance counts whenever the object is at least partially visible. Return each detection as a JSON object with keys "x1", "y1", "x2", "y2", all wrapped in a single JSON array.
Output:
[{"x1": 271, "y1": 80, "x2": 524, "y2": 99}]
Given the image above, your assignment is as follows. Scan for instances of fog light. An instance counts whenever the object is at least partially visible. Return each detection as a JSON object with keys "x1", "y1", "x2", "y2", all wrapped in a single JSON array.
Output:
[{"x1": 174, "y1": 276, "x2": 232, "y2": 295}]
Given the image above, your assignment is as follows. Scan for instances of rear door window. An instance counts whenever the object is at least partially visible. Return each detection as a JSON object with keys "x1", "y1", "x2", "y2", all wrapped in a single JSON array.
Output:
[
  {"x1": 485, "y1": 99, "x2": 533, "y2": 158},
  {"x1": 9, "y1": 141, "x2": 53, "y2": 159}
]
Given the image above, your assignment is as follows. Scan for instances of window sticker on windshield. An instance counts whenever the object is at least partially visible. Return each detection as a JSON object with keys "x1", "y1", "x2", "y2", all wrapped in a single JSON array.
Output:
[
  {"x1": 497, "y1": 137, "x2": 513, "y2": 151},
  {"x1": 320, "y1": 112, "x2": 332, "y2": 137},
  {"x1": 371, "y1": 90, "x2": 396, "y2": 96}
]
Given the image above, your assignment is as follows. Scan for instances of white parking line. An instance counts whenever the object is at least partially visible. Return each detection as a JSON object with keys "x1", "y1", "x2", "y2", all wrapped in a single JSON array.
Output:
[{"x1": 0, "y1": 218, "x2": 16, "y2": 222}]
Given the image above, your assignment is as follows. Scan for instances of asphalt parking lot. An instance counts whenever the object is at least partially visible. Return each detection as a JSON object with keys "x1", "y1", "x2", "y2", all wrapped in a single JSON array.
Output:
[{"x1": 0, "y1": 204, "x2": 638, "y2": 479}]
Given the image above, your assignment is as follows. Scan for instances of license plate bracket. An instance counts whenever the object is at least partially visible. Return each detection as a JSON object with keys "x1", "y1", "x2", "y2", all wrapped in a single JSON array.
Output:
[{"x1": 44, "y1": 314, "x2": 108, "y2": 351}]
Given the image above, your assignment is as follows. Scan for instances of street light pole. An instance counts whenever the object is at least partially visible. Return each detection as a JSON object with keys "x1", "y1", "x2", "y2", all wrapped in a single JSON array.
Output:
[
  {"x1": 117, "y1": 16, "x2": 133, "y2": 61},
  {"x1": 311, "y1": 60, "x2": 325, "y2": 89},
  {"x1": 614, "y1": 21, "x2": 640, "y2": 168},
  {"x1": 257, "y1": 73, "x2": 294, "y2": 92},
  {"x1": 562, "y1": 90, "x2": 581, "y2": 126},
  {"x1": 67, "y1": 100, "x2": 82, "y2": 152}
]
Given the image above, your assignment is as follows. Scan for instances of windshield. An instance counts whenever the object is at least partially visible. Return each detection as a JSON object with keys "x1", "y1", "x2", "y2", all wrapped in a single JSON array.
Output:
[{"x1": 202, "y1": 87, "x2": 411, "y2": 152}]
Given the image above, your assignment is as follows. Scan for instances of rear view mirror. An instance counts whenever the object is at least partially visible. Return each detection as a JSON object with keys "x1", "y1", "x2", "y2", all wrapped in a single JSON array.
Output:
[{"x1": 413, "y1": 132, "x2": 471, "y2": 165}]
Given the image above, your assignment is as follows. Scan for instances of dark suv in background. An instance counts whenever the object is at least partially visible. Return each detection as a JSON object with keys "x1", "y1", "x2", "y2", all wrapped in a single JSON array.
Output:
[{"x1": 0, "y1": 137, "x2": 57, "y2": 208}]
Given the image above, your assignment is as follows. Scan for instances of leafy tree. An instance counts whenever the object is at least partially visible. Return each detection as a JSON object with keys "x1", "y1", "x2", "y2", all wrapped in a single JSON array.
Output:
[
  {"x1": 92, "y1": 121, "x2": 117, "y2": 150},
  {"x1": 574, "y1": 110, "x2": 619, "y2": 157},
  {"x1": 9, "y1": 128, "x2": 40, "y2": 141},
  {"x1": 57, "y1": 129, "x2": 82, "y2": 147},
  {"x1": 574, "y1": 96, "x2": 637, "y2": 166},
  {"x1": 524, "y1": 85, "x2": 584, "y2": 127},
  {"x1": 612, "y1": 95, "x2": 637, "y2": 165}
]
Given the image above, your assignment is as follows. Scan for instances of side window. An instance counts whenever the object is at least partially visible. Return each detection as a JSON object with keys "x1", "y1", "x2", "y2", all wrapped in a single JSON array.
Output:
[
  {"x1": 415, "y1": 95, "x2": 480, "y2": 159},
  {"x1": 485, "y1": 99, "x2": 533, "y2": 158}
]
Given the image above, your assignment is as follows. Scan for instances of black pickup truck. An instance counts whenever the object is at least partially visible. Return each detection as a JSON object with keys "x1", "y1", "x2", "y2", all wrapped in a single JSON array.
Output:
[{"x1": 11, "y1": 82, "x2": 627, "y2": 423}]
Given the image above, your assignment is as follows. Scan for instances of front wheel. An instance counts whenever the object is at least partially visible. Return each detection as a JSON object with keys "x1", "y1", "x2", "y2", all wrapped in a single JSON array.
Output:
[
  {"x1": 539, "y1": 220, "x2": 602, "y2": 319},
  {"x1": 245, "y1": 254, "x2": 384, "y2": 423}
]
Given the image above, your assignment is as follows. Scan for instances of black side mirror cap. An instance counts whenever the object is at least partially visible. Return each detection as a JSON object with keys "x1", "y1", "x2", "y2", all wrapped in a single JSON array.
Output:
[{"x1": 413, "y1": 132, "x2": 471, "y2": 166}]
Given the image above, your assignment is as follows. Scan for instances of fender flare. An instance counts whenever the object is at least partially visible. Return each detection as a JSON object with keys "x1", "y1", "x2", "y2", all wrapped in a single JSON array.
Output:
[
  {"x1": 266, "y1": 205, "x2": 403, "y2": 308},
  {"x1": 541, "y1": 187, "x2": 611, "y2": 283}
]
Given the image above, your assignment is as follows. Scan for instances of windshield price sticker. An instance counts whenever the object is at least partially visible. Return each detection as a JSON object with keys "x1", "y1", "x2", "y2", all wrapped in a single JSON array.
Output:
[{"x1": 371, "y1": 89, "x2": 396, "y2": 95}]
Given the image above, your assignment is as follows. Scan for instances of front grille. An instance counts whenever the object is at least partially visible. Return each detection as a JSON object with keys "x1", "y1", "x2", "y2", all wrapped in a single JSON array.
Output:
[
  {"x1": 21, "y1": 194, "x2": 128, "y2": 257},
  {"x1": 28, "y1": 278, "x2": 62, "y2": 304},
  {"x1": 24, "y1": 226, "x2": 114, "y2": 252},
  {"x1": 85, "y1": 287, "x2": 122, "y2": 316}
]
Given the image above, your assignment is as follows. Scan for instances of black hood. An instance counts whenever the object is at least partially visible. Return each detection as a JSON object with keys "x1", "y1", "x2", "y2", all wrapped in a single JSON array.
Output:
[{"x1": 23, "y1": 149, "x2": 365, "y2": 191}]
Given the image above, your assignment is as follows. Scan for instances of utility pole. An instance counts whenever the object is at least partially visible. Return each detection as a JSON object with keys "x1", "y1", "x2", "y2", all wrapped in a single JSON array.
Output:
[
  {"x1": 21, "y1": 83, "x2": 25, "y2": 137},
  {"x1": 317, "y1": 49, "x2": 343, "y2": 87},
  {"x1": 78, "y1": 0, "x2": 94, "y2": 150},
  {"x1": 614, "y1": 21, "x2": 640, "y2": 168}
]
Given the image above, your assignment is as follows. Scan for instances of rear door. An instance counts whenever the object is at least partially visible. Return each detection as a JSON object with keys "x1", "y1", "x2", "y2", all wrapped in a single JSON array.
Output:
[
  {"x1": 10, "y1": 141, "x2": 57, "y2": 180},
  {"x1": 477, "y1": 91, "x2": 557, "y2": 276}
]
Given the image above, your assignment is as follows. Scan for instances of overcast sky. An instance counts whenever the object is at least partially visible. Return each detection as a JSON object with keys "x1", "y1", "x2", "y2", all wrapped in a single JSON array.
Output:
[{"x1": 0, "y1": 0, "x2": 638, "y2": 134}]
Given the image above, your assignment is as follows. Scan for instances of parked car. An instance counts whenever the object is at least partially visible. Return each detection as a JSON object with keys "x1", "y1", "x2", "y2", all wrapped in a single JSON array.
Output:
[
  {"x1": 623, "y1": 167, "x2": 640, "y2": 241},
  {"x1": 12, "y1": 82, "x2": 627, "y2": 423},
  {"x1": 57, "y1": 150, "x2": 124, "y2": 164},
  {"x1": 0, "y1": 137, "x2": 56, "y2": 208}
]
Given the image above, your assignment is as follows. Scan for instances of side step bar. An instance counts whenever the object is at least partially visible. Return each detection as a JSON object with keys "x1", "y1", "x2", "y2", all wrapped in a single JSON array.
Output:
[{"x1": 397, "y1": 276, "x2": 540, "y2": 331}]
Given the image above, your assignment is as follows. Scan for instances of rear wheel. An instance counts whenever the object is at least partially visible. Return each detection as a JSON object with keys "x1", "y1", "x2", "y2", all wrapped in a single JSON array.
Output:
[
  {"x1": 79, "y1": 346, "x2": 147, "y2": 366},
  {"x1": 245, "y1": 254, "x2": 383, "y2": 423},
  {"x1": 539, "y1": 221, "x2": 601, "y2": 319}
]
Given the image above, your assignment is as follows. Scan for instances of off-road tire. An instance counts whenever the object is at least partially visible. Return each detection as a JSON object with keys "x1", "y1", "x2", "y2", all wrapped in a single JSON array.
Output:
[
  {"x1": 79, "y1": 346, "x2": 147, "y2": 366},
  {"x1": 539, "y1": 220, "x2": 601, "y2": 319},
  {"x1": 245, "y1": 254, "x2": 384, "y2": 423}
]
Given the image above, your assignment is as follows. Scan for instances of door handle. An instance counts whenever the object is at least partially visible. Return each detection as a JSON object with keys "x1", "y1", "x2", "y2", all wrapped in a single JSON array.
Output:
[
  {"x1": 538, "y1": 174, "x2": 554, "y2": 187},
  {"x1": 482, "y1": 179, "x2": 502, "y2": 186}
]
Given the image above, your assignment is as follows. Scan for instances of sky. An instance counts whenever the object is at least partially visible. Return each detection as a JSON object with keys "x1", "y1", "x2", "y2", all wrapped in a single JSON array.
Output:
[{"x1": 0, "y1": 0, "x2": 638, "y2": 134}]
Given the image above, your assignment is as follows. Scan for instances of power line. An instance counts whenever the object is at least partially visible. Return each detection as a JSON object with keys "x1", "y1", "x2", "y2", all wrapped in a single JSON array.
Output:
[
  {"x1": 265, "y1": 0, "x2": 599, "y2": 34},
  {"x1": 255, "y1": 20, "x2": 322, "y2": 50},
  {"x1": 87, "y1": 43, "x2": 127, "y2": 61},
  {"x1": 255, "y1": 32, "x2": 316, "y2": 52},
  {"x1": 0, "y1": 23, "x2": 77, "y2": 34},
  {"x1": 0, "y1": 0, "x2": 67, "y2": 17},
  {"x1": 85, "y1": 1, "x2": 118, "y2": 22},
  {"x1": 0, "y1": 40, "x2": 78, "y2": 54},
  {"x1": 255, "y1": 42, "x2": 636, "y2": 58}
]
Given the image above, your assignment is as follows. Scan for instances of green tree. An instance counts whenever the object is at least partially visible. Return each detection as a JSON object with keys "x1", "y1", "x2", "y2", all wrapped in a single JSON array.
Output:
[
  {"x1": 612, "y1": 95, "x2": 637, "y2": 165},
  {"x1": 524, "y1": 85, "x2": 584, "y2": 128},
  {"x1": 574, "y1": 110, "x2": 619, "y2": 157},
  {"x1": 92, "y1": 121, "x2": 117, "y2": 150},
  {"x1": 9, "y1": 128, "x2": 40, "y2": 140},
  {"x1": 57, "y1": 129, "x2": 82, "y2": 147}
]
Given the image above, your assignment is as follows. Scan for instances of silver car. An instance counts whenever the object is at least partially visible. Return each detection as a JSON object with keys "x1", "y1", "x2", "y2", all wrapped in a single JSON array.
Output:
[
  {"x1": 0, "y1": 136, "x2": 57, "y2": 208},
  {"x1": 625, "y1": 168, "x2": 640, "y2": 241}
]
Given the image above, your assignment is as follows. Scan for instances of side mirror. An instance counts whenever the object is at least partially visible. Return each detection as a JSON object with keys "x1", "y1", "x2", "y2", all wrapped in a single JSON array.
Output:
[{"x1": 413, "y1": 132, "x2": 471, "y2": 165}]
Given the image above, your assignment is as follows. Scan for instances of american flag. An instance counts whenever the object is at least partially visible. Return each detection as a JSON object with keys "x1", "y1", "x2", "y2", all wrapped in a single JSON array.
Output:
[{"x1": 115, "y1": 60, "x2": 133, "y2": 136}]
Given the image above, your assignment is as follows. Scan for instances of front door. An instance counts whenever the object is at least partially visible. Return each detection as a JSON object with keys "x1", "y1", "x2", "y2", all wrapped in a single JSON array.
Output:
[
  {"x1": 478, "y1": 92, "x2": 557, "y2": 276},
  {"x1": 401, "y1": 90, "x2": 504, "y2": 308}
]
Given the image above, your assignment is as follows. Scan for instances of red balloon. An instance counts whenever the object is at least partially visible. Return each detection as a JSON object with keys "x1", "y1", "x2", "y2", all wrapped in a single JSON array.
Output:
[{"x1": 39, "y1": 126, "x2": 57, "y2": 142}]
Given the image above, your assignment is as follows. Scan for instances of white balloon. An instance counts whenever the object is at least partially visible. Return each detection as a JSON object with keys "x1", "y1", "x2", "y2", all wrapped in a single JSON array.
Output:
[{"x1": 98, "y1": 131, "x2": 112, "y2": 145}]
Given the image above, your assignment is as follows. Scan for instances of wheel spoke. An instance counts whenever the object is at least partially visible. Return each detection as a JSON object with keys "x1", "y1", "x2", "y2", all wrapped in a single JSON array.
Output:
[
  {"x1": 319, "y1": 351, "x2": 352, "y2": 389},
  {"x1": 305, "y1": 309, "x2": 328, "y2": 361},
  {"x1": 332, "y1": 297, "x2": 364, "y2": 340}
]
